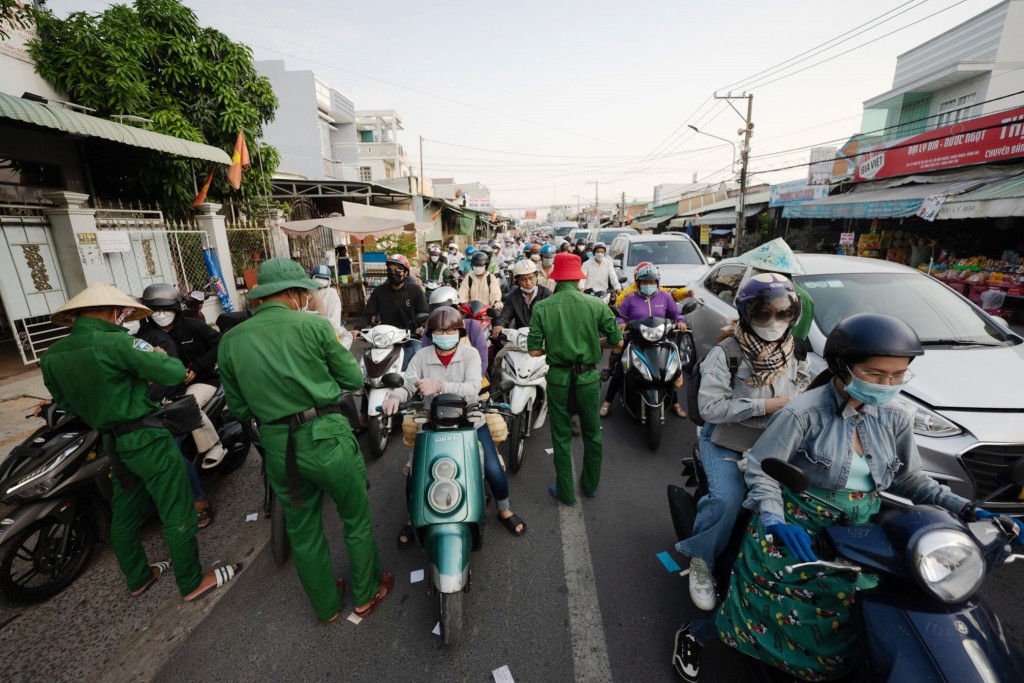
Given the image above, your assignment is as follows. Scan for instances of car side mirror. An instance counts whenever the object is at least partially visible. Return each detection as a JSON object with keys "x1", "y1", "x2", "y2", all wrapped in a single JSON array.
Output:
[
  {"x1": 707, "y1": 257, "x2": 717, "y2": 265},
  {"x1": 761, "y1": 458, "x2": 809, "y2": 493},
  {"x1": 381, "y1": 372, "x2": 405, "y2": 389},
  {"x1": 680, "y1": 299, "x2": 699, "y2": 315}
]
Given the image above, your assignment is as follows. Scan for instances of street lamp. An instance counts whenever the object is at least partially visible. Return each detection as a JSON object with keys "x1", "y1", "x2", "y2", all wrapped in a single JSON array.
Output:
[{"x1": 687, "y1": 125, "x2": 736, "y2": 172}]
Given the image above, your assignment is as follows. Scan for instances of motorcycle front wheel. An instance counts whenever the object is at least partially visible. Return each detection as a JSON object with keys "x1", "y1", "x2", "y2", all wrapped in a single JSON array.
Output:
[
  {"x1": 646, "y1": 403, "x2": 662, "y2": 450},
  {"x1": 270, "y1": 496, "x2": 290, "y2": 566},
  {"x1": 367, "y1": 415, "x2": 390, "y2": 459},
  {"x1": 439, "y1": 589, "x2": 464, "y2": 646},
  {"x1": 507, "y1": 413, "x2": 526, "y2": 474},
  {"x1": 0, "y1": 515, "x2": 96, "y2": 605}
]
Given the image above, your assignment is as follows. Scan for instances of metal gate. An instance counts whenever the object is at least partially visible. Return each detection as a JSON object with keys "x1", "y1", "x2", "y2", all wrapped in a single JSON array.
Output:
[{"x1": 0, "y1": 204, "x2": 71, "y2": 363}]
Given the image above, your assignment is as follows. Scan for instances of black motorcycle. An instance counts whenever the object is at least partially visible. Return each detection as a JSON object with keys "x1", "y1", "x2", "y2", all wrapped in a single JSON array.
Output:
[{"x1": 0, "y1": 390, "x2": 250, "y2": 605}]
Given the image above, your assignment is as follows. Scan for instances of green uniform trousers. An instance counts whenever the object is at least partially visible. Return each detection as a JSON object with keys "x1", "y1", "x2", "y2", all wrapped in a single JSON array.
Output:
[
  {"x1": 263, "y1": 415, "x2": 381, "y2": 620},
  {"x1": 548, "y1": 379, "x2": 602, "y2": 505},
  {"x1": 110, "y1": 430, "x2": 202, "y2": 596}
]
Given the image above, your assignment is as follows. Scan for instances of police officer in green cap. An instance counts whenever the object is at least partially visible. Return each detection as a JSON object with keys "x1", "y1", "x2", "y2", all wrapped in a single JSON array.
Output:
[
  {"x1": 41, "y1": 282, "x2": 241, "y2": 601},
  {"x1": 218, "y1": 258, "x2": 392, "y2": 623},
  {"x1": 528, "y1": 253, "x2": 622, "y2": 506}
]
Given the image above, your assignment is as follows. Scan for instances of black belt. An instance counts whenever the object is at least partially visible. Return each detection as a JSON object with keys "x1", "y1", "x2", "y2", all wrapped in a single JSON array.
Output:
[
  {"x1": 269, "y1": 404, "x2": 344, "y2": 505},
  {"x1": 553, "y1": 363, "x2": 596, "y2": 415}
]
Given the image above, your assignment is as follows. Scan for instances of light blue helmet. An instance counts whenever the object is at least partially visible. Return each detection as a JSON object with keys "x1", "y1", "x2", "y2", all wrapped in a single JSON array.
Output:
[{"x1": 311, "y1": 265, "x2": 332, "y2": 280}]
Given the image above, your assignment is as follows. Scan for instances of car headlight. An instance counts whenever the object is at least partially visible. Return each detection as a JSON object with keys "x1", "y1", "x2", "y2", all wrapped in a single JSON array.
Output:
[
  {"x1": 912, "y1": 529, "x2": 984, "y2": 603},
  {"x1": 902, "y1": 398, "x2": 962, "y2": 437},
  {"x1": 629, "y1": 347, "x2": 653, "y2": 381},
  {"x1": 640, "y1": 323, "x2": 666, "y2": 342},
  {"x1": 427, "y1": 458, "x2": 462, "y2": 513},
  {"x1": 5, "y1": 436, "x2": 84, "y2": 497}
]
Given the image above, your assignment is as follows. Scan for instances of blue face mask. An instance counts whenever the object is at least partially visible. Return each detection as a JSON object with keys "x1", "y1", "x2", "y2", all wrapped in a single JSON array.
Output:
[
  {"x1": 639, "y1": 284, "x2": 657, "y2": 297},
  {"x1": 845, "y1": 375, "x2": 901, "y2": 407},
  {"x1": 432, "y1": 333, "x2": 459, "y2": 350}
]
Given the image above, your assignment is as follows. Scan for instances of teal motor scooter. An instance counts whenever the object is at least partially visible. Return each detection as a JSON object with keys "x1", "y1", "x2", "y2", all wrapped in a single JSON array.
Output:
[{"x1": 382, "y1": 374, "x2": 503, "y2": 645}]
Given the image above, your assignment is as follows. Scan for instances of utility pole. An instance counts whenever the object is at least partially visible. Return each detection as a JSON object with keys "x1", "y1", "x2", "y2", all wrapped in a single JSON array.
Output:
[
  {"x1": 619, "y1": 191, "x2": 626, "y2": 226},
  {"x1": 586, "y1": 180, "x2": 599, "y2": 229},
  {"x1": 714, "y1": 93, "x2": 754, "y2": 249},
  {"x1": 419, "y1": 135, "x2": 425, "y2": 194}
]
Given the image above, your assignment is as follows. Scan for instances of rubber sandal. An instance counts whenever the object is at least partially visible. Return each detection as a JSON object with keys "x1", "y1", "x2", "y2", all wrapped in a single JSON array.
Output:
[
  {"x1": 196, "y1": 503, "x2": 214, "y2": 530},
  {"x1": 183, "y1": 563, "x2": 243, "y2": 603},
  {"x1": 354, "y1": 572, "x2": 394, "y2": 619},
  {"x1": 397, "y1": 523, "x2": 415, "y2": 548},
  {"x1": 131, "y1": 560, "x2": 171, "y2": 597},
  {"x1": 498, "y1": 513, "x2": 526, "y2": 536},
  {"x1": 599, "y1": 403, "x2": 611, "y2": 418},
  {"x1": 322, "y1": 579, "x2": 347, "y2": 624}
]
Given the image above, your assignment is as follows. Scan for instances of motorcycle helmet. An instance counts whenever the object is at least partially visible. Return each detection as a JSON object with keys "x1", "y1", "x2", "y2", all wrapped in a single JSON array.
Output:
[
  {"x1": 735, "y1": 272, "x2": 800, "y2": 330},
  {"x1": 385, "y1": 254, "x2": 411, "y2": 272},
  {"x1": 140, "y1": 283, "x2": 182, "y2": 310},
  {"x1": 512, "y1": 259, "x2": 538, "y2": 278},
  {"x1": 428, "y1": 245, "x2": 442, "y2": 257},
  {"x1": 428, "y1": 286, "x2": 460, "y2": 311},
  {"x1": 471, "y1": 251, "x2": 490, "y2": 268},
  {"x1": 465, "y1": 245, "x2": 477, "y2": 257},
  {"x1": 427, "y1": 306, "x2": 465, "y2": 334},
  {"x1": 823, "y1": 313, "x2": 923, "y2": 377},
  {"x1": 311, "y1": 265, "x2": 332, "y2": 280},
  {"x1": 586, "y1": 241, "x2": 596, "y2": 251},
  {"x1": 632, "y1": 261, "x2": 654, "y2": 282},
  {"x1": 540, "y1": 244, "x2": 556, "y2": 257},
  {"x1": 634, "y1": 264, "x2": 661, "y2": 283},
  {"x1": 576, "y1": 238, "x2": 586, "y2": 247},
  {"x1": 592, "y1": 242, "x2": 607, "y2": 254},
  {"x1": 529, "y1": 244, "x2": 542, "y2": 255}
]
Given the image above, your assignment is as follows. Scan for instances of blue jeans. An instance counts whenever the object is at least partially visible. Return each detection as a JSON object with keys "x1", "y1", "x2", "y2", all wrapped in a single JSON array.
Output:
[
  {"x1": 477, "y1": 425, "x2": 510, "y2": 511},
  {"x1": 674, "y1": 423, "x2": 746, "y2": 570}
]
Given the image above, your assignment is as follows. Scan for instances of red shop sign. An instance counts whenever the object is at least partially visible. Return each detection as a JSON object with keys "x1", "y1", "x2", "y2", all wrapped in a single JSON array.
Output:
[{"x1": 855, "y1": 106, "x2": 1024, "y2": 181}]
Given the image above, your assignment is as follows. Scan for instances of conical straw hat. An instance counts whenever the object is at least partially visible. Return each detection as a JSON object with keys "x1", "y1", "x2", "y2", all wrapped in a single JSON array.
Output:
[
  {"x1": 736, "y1": 238, "x2": 806, "y2": 275},
  {"x1": 50, "y1": 281, "x2": 152, "y2": 327}
]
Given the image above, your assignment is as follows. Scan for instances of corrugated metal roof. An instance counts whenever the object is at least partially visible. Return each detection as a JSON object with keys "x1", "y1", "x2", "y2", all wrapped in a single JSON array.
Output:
[
  {"x1": 677, "y1": 190, "x2": 771, "y2": 217},
  {"x1": 0, "y1": 92, "x2": 232, "y2": 164},
  {"x1": 946, "y1": 174, "x2": 1024, "y2": 202}
]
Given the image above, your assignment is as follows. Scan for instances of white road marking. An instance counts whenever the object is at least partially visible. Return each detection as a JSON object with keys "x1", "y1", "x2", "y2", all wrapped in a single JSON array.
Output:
[{"x1": 558, "y1": 459, "x2": 613, "y2": 683}]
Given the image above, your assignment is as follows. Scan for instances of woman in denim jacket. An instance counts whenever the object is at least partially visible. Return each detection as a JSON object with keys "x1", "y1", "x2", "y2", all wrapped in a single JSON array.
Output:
[
  {"x1": 675, "y1": 273, "x2": 809, "y2": 614},
  {"x1": 673, "y1": 314, "x2": 977, "y2": 683}
]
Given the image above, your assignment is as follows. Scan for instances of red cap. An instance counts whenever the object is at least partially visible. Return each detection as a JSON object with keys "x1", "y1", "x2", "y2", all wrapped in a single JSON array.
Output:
[{"x1": 549, "y1": 252, "x2": 586, "y2": 281}]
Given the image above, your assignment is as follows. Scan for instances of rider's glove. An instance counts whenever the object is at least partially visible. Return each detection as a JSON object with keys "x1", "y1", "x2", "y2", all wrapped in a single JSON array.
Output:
[
  {"x1": 975, "y1": 508, "x2": 1024, "y2": 546},
  {"x1": 381, "y1": 395, "x2": 401, "y2": 416},
  {"x1": 765, "y1": 523, "x2": 818, "y2": 563}
]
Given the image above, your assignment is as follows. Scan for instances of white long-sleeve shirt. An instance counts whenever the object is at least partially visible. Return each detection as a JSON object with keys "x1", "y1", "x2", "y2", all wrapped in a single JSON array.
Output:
[{"x1": 581, "y1": 257, "x2": 620, "y2": 293}]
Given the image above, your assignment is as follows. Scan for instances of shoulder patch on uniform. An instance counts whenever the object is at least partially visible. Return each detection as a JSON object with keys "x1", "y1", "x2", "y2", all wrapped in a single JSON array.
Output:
[{"x1": 132, "y1": 339, "x2": 154, "y2": 352}]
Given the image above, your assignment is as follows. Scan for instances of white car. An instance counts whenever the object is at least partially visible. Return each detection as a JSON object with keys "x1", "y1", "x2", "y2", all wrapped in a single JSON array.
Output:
[
  {"x1": 686, "y1": 254, "x2": 1024, "y2": 511},
  {"x1": 609, "y1": 233, "x2": 710, "y2": 289}
]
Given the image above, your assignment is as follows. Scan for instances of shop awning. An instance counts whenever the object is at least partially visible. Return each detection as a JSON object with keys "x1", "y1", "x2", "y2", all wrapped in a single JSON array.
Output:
[
  {"x1": 937, "y1": 174, "x2": 1024, "y2": 219},
  {"x1": 281, "y1": 201, "x2": 419, "y2": 237},
  {"x1": 687, "y1": 203, "x2": 766, "y2": 226},
  {"x1": 710, "y1": 228, "x2": 733, "y2": 236},
  {"x1": 781, "y1": 179, "x2": 989, "y2": 219},
  {"x1": 638, "y1": 215, "x2": 672, "y2": 230},
  {"x1": 0, "y1": 92, "x2": 231, "y2": 164}
]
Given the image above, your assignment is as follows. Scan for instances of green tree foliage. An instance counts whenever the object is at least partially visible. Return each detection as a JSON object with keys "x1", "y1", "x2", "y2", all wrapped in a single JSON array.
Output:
[
  {"x1": 28, "y1": 0, "x2": 278, "y2": 216},
  {"x1": 0, "y1": 1, "x2": 37, "y2": 41}
]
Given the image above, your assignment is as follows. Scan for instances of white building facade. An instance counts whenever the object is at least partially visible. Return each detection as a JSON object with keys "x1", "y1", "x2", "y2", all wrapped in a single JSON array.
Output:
[{"x1": 355, "y1": 109, "x2": 409, "y2": 181}]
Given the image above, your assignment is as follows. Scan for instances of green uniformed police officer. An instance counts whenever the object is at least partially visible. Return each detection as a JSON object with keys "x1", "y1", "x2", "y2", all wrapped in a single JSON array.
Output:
[
  {"x1": 40, "y1": 282, "x2": 240, "y2": 601},
  {"x1": 528, "y1": 253, "x2": 623, "y2": 505},
  {"x1": 218, "y1": 258, "x2": 392, "y2": 623}
]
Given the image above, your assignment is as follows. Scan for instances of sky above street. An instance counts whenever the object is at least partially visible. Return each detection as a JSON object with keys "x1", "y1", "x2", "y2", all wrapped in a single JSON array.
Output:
[{"x1": 46, "y1": 0, "x2": 1009, "y2": 214}]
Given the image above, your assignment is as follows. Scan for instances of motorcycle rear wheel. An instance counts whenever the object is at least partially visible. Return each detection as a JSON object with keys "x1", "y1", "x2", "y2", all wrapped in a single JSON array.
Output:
[
  {"x1": 0, "y1": 515, "x2": 95, "y2": 605},
  {"x1": 507, "y1": 413, "x2": 526, "y2": 474},
  {"x1": 439, "y1": 589, "x2": 464, "y2": 646},
  {"x1": 270, "y1": 497, "x2": 291, "y2": 566},
  {"x1": 367, "y1": 415, "x2": 390, "y2": 459},
  {"x1": 646, "y1": 404, "x2": 662, "y2": 450}
]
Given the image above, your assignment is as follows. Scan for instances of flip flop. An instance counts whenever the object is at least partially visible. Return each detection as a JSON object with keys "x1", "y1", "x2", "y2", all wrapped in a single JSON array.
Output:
[
  {"x1": 196, "y1": 503, "x2": 214, "y2": 530},
  {"x1": 131, "y1": 560, "x2": 171, "y2": 597},
  {"x1": 353, "y1": 572, "x2": 394, "y2": 619},
  {"x1": 397, "y1": 524, "x2": 415, "y2": 549},
  {"x1": 183, "y1": 563, "x2": 243, "y2": 603},
  {"x1": 322, "y1": 579, "x2": 347, "y2": 624}
]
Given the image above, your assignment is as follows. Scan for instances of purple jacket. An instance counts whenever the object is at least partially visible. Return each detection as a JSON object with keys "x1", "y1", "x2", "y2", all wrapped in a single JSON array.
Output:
[
  {"x1": 616, "y1": 289, "x2": 685, "y2": 325},
  {"x1": 422, "y1": 317, "x2": 489, "y2": 372}
]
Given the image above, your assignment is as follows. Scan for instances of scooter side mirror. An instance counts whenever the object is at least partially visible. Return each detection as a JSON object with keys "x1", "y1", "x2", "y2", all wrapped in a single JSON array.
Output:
[
  {"x1": 679, "y1": 298, "x2": 699, "y2": 315},
  {"x1": 381, "y1": 372, "x2": 405, "y2": 389},
  {"x1": 618, "y1": 275, "x2": 627, "y2": 284},
  {"x1": 414, "y1": 312, "x2": 430, "y2": 324},
  {"x1": 762, "y1": 458, "x2": 810, "y2": 493},
  {"x1": 1008, "y1": 458, "x2": 1024, "y2": 487},
  {"x1": 610, "y1": 305, "x2": 623, "y2": 319},
  {"x1": 486, "y1": 307, "x2": 500, "y2": 320}
]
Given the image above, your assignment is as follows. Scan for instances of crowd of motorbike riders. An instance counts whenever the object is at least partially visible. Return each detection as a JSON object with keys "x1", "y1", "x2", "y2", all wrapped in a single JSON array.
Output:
[{"x1": 31, "y1": 228, "x2": 1024, "y2": 681}]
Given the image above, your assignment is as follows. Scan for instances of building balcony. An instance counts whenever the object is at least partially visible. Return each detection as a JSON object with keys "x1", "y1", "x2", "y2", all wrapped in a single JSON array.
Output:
[{"x1": 358, "y1": 142, "x2": 407, "y2": 162}]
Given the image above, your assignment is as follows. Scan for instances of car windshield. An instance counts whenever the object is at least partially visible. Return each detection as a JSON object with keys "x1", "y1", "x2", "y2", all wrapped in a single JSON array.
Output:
[
  {"x1": 626, "y1": 240, "x2": 704, "y2": 267},
  {"x1": 598, "y1": 229, "x2": 635, "y2": 243},
  {"x1": 795, "y1": 272, "x2": 1015, "y2": 345},
  {"x1": 553, "y1": 225, "x2": 576, "y2": 237}
]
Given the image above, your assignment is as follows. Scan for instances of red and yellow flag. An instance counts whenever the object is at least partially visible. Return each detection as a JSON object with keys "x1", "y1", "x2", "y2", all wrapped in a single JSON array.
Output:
[
  {"x1": 227, "y1": 129, "x2": 250, "y2": 190},
  {"x1": 191, "y1": 166, "x2": 215, "y2": 207}
]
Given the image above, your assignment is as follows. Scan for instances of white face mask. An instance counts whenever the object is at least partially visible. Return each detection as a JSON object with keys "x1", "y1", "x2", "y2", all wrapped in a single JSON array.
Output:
[
  {"x1": 122, "y1": 320, "x2": 141, "y2": 335},
  {"x1": 151, "y1": 311, "x2": 176, "y2": 328},
  {"x1": 520, "y1": 286, "x2": 535, "y2": 295},
  {"x1": 472, "y1": 266, "x2": 486, "y2": 276},
  {"x1": 430, "y1": 254, "x2": 440, "y2": 263},
  {"x1": 314, "y1": 278, "x2": 330, "y2": 288},
  {"x1": 594, "y1": 253, "x2": 604, "y2": 262},
  {"x1": 542, "y1": 257, "x2": 554, "y2": 267},
  {"x1": 530, "y1": 254, "x2": 541, "y2": 262},
  {"x1": 751, "y1": 320, "x2": 790, "y2": 342}
]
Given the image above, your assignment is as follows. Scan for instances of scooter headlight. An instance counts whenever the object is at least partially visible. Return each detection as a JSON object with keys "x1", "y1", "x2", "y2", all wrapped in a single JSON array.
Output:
[
  {"x1": 640, "y1": 323, "x2": 666, "y2": 342},
  {"x1": 912, "y1": 529, "x2": 984, "y2": 603},
  {"x1": 5, "y1": 435, "x2": 84, "y2": 498},
  {"x1": 629, "y1": 347, "x2": 653, "y2": 382},
  {"x1": 665, "y1": 348, "x2": 681, "y2": 378},
  {"x1": 372, "y1": 330, "x2": 397, "y2": 348},
  {"x1": 427, "y1": 458, "x2": 462, "y2": 513}
]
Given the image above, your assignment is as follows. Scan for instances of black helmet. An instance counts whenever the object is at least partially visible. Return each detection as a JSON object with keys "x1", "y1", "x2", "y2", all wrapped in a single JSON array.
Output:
[
  {"x1": 471, "y1": 251, "x2": 490, "y2": 267},
  {"x1": 426, "y1": 306, "x2": 465, "y2": 333},
  {"x1": 823, "y1": 313, "x2": 923, "y2": 375},
  {"x1": 140, "y1": 283, "x2": 181, "y2": 310}
]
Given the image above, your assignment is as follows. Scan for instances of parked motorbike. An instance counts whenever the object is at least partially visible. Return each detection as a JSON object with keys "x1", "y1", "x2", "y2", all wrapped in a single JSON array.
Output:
[
  {"x1": 496, "y1": 327, "x2": 548, "y2": 473},
  {"x1": 0, "y1": 393, "x2": 249, "y2": 604},
  {"x1": 360, "y1": 315, "x2": 427, "y2": 459},
  {"x1": 668, "y1": 457, "x2": 1024, "y2": 682},
  {"x1": 390, "y1": 383, "x2": 509, "y2": 645}
]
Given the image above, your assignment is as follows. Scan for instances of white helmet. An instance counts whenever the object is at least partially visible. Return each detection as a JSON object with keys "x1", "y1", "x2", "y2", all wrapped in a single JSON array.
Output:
[
  {"x1": 428, "y1": 285, "x2": 460, "y2": 311},
  {"x1": 512, "y1": 260, "x2": 538, "y2": 278}
]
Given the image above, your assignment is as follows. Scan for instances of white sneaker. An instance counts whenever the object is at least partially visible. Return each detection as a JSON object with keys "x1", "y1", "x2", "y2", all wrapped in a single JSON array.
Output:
[
  {"x1": 201, "y1": 443, "x2": 227, "y2": 469},
  {"x1": 688, "y1": 557, "x2": 717, "y2": 611}
]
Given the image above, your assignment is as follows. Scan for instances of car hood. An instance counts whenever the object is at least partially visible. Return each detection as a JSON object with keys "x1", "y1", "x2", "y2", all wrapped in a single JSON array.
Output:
[
  {"x1": 656, "y1": 264, "x2": 710, "y2": 288},
  {"x1": 901, "y1": 343, "x2": 1024, "y2": 410}
]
